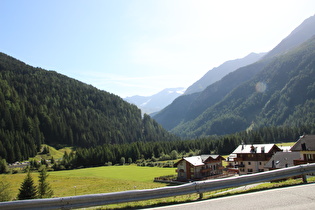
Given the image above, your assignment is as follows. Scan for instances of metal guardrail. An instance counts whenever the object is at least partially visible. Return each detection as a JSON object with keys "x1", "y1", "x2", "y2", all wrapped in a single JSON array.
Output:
[{"x1": 1, "y1": 163, "x2": 315, "y2": 210}]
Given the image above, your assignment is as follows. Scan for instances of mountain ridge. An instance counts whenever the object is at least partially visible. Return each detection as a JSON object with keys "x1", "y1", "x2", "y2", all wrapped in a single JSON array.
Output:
[
  {"x1": 184, "y1": 52, "x2": 266, "y2": 95},
  {"x1": 264, "y1": 14, "x2": 315, "y2": 59}
]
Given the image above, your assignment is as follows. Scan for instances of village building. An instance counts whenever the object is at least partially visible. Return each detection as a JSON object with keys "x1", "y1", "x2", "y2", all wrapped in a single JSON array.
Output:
[
  {"x1": 291, "y1": 135, "x2": 315, "y2": 165},
  {"x1": 264, "y1": 151, "x2": 300, "y2": 170},
  {"x1": 230, "y1": 143, "x2": 282, "y2": 175},
  {"x1": 174, "y1": 155, "x2": 225, "y2": 181}
]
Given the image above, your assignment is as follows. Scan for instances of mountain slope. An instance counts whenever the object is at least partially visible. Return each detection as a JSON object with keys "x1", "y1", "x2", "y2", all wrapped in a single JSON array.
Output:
[
  {"x1": 152, "y1": 92, "x2": 201, "y2": 130},
  {"x1": 124, "y1": 87, "x2": 185, "y2": 114},
  {"x1": 0, "y1": 53, "x2": 178, "y2": 163},
  {"x1": 154, "y1": 59, "x2": 270, "y2": 131},
  {"x1": 184, "y1": 52, "x2": 265, "y2": 95},
  {"x1": 172, "y1": 35, "x2": 315, "y2": 137},
  {"x1": 153, "y1": 15, "x2": 315, "y2": 136}
]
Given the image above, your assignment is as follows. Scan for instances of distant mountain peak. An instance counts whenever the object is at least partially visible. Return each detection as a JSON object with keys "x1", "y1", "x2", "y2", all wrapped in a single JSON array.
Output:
[{"x1": 124, "y1": 87, "x2": 185, "y2": 114}]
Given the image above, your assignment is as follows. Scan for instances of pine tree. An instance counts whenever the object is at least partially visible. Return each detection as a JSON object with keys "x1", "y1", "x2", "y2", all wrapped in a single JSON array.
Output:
[
  {"x1": 0, "y1": 158, "x2": 9, "y2": 174},
  {"x1": 50, "y1": 156, "x2": 55, "y2": 164},
  {"x1": 37, "y1": 167, "x2": 53, "y2": 198},
  {"x1": 18, "y1": 172, "x2": 37, "y2": 200}
]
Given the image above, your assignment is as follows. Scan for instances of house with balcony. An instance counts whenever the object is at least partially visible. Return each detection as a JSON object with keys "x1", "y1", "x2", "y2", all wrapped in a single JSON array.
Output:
[
  {"x1": 230, "y1": 143, "x2": 282, "y2": 175},
  {"x1": 291, "y1": 135, "x2": 315, "y2": 165},
  {"x1": 174, "y1": 155, "x2": 225, "y2": 181}
]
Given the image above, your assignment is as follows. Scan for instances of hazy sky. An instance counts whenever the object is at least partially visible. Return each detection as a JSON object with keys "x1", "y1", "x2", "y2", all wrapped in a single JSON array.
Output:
[{"x1": 1, "y1": 1, "x2": 315, "y2": 98}]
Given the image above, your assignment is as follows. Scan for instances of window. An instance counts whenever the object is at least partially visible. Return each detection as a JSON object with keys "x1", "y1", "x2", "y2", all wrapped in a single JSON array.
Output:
[
  {"x1": 248, "y1": 162, "x2": 251, "y2": 165},
  {"x1": 306, "y1": 154, "x2": 315, "y2": 161},
  {"x1": 248, "y1": 169, "x2": 253, "y2": 172}
]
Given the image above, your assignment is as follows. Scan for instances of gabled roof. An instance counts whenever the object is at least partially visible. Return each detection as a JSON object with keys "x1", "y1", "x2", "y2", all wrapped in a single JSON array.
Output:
[
  {"x1": 265, "y1": 152, "x2": 300, "y2": 169},
  {"x1": 184, "y1": 156, "x2": 204, "y2": 166},
  {"x1": 201, "y1": 155, "x2": 223, "y2": 162},
  {"x1": 232, "y1": 144, "x2": 281, "y2": 154},
  {"x1": 174, "y1": 155, "x2": 225, "y2": 167},
  {"x1": 291, "y1": 135, "x2": 315, "y2": 151}
]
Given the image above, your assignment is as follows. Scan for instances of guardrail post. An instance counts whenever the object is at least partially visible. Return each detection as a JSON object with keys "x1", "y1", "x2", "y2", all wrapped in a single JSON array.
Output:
[
  {"x1": 302, "y1": 174, "x2": 307, "y2": 183},
  {"x1": 300, "y1": 165, "x2": 308, "y2": 183},
  {"x1": 194, "y1": 182, "x2": 203, "y2": 200},
  {"x1": 198, "y1": 193, "x2": 203, "y2": 200}
]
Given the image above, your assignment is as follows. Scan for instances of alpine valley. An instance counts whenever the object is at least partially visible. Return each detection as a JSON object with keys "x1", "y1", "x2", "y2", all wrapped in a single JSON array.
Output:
[{"x1": 0, "y1": 15, "x2": 315, "y2": 166}]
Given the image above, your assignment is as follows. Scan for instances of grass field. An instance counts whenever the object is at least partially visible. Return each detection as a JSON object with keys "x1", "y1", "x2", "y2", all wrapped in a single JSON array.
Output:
[
  {"x1": 1, "y1": 165, "x2": 176, "y2": 199},
  {"x1": 32, "y1": 144, "x2": 73, "y2": 161}
]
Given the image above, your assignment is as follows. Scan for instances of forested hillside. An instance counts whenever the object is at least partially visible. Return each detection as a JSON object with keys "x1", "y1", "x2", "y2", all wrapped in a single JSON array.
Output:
[
  {"x1": 0, "y1": 53, "x2": 178, "y2": 163},
  {"x1": 172, "y1": 35, "x2": 315, "y2": 138}
]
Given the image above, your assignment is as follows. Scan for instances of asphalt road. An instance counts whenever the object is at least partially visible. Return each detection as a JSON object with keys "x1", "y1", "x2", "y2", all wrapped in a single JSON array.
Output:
[{"x1": 149, "y1": 183, "x2": 315, "y2": 210}]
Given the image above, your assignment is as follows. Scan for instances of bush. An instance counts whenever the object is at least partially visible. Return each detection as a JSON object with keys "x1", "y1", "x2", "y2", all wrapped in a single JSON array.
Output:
[{"x1": 0, "y1": 178, "x2": 12, "y2": 201}]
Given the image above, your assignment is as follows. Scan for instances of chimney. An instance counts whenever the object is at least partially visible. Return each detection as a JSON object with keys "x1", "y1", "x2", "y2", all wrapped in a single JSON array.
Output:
[{"x1": 301, "y1": 143, "x2": 307, "y2": 151}]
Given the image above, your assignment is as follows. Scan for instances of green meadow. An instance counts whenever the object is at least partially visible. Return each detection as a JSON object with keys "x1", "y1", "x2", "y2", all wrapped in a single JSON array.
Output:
[{"x1": 2, "y1": 165, "x2": 176, "y2": 199}]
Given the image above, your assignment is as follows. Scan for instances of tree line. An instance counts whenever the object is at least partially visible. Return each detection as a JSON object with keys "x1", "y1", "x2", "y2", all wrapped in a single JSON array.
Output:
[
  {"x1": 0, "y1": 124, "x2": 312, "y2": 173},
  {"x1": 50, "y1": 125, "x2": 311, "y2": 170}
]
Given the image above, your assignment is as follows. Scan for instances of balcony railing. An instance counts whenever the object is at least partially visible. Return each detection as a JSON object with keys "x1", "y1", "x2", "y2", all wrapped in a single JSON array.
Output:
[
  {"x1": 201, "y1": 168, "x2": 212, "y2": 173},
  {"x1": 294, "y1": 160, "x2": 315, "y2": 165}
]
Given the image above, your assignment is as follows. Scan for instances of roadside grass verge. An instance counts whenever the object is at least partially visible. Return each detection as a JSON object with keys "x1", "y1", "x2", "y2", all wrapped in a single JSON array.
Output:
[
  {"x1": 97, "y1": 176, "x2": 315, "y2": 209},
  {"x1": 2, "y1": 162, "x2": 314, "y2": 209}
]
